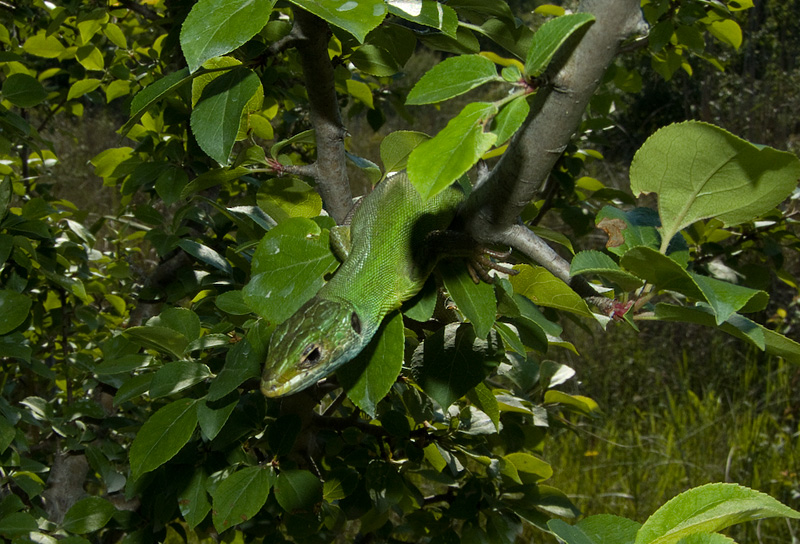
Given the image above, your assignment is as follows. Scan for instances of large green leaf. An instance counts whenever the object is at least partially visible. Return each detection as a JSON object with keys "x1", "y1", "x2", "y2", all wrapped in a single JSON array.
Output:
[
  {"x1": 212, "y1": 466, "x2": 275, "y2": 532},
  {"x1": 289, "y1": 0, "x2": 386, "y2": 42},
  {"x1": 2, "y1": 74, "x2": 47, "y2": 108},
  {"x1": 207, "y1": 338, "x2": 261, "y2": 401},
  {"x1": 62, "y1": 497, "x2": 116, "y2": 534},
  {"x1": 548, "y1": 519, "x2": 596, "y2": 544},
  {"x1": 242, "y1": 218, "x2": 337, "y2": 323},
  {"x1": 351, "y1": 26, "x2": 416, "y2": 77},
  {"x1": 525, "y1": 13, "x2": 595, "y2": 76},
  {"x1": 577, "y1": 514, "x2": 640, "y2": 544},
  {"x1": 274, "y1": 469, "x2": 322, "y2": 512},
  {"x1": 569, "y1": 250, "x2": 644, "y2": 291},
  {"x1": 407, "y1": 102, "x2": 497, "y2": 199},
  {"x1": 635, "y1": 483, "x2": 800, "y2": 544},
  {"x1": 490, "y1": 95, "x2": 530, "y2": 146},
  {"x1": 630, "y1": 122, "x2": 800, "y2": 252},
  {"x1": 181, "y1": 0, "x2": 277, "y2": 73},
  {"x1": 123, "y1": 326, "x2": 189, "y2": 359},
  {"x1": 407, "y1": 55, "x2": 499, "y2": 105},
  {"x1": 411, "y1": 323, "x2": 505, "y2": 408},
  {"x1": 190, "y1": 67, "x2": 263, "y2": 164},
  {"x1": 387, "y1": 0, "x2": 458, "y2": 36},
  {"x1": 197, "y1": 396, "x2": 237, "y2": 441},
  {"x1": 440, "y1": 261, "x2": 497, "y2": 339},
  {"x1": 0, "y1": 290, "x2": 31, "y2": 335},
  {"x1": 621, "y1": 247, "x2": 767, "y2": 324},
  {"x1": 129, "y1": 398, "x2": 199, "y2": 478},
  {"x1": 256, "y1": 176, "x2": 323, "y2": 222},
  {"x1": 149, "y1": 361, "x2": 212, "y2": 398},
  {"x1": 510, "y1": 265, "x2": 593, "y2": 318},
  {"x1": 122, "y1": 68, "x2": 192, "y2": 136},
  {"x1": 338, "y1": 312, "x2": 404, "y2": 417}
]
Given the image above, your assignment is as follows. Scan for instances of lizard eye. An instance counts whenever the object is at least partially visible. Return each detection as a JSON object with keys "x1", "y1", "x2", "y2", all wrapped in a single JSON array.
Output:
[
  {"x1": 350, "y1": 312, "x2": 361, "y2": 335},
  {"x1": 299, "y1": 343, "x2": 322, "y2": 369}
]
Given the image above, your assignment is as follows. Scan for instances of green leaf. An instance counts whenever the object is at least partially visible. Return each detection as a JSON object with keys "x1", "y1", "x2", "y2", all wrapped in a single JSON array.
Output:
[
  {"x1": 274, "y1": 469, "x2": 322, "y2": 512},
  {"x1": 243, "y1": 218, "x2": 337, "y2": 323},
  {"x1": 62, "y1": 496, "x2": 116, "y2": 534},
  {"x1": 635, "y1": 483, "x2": 800, "y2": 544},
  {"x1": 510, "y1": 265, "x2": 593, "y2": 318},
  {"x1": 216, "y1": 290, "x2": 253, "y2": 315},
  {"x1": 351, "y1": 26, "x2": 416, "y2": 77},
  {"x1": 407, "y1": 55, "x2": 498, "y2": 105},
  {"x1": 197, "y1": 396, "x2": 238, "y2": 441},
  {"x1": 577, "y1": 514, "x2": 640, "y2": 544},
  {"x1": 113, "y1": 374, "x2": 153, "y2": 405},
  {"x1": 190, "y1": 68, "x2": 263, "y2": 164},
  {"x1": 181, "y1": 166, "x2": 249, "y2": 198},
  {"x1": 570, "y1": 250, "x2": 644, "y2": 291},
  {"x1": 123, "y1": 326, "x2": 189, "y2": 359},
  {"x1": 256, "y1": 176, "x2": 323, "y2": 222},
  {"x1": 2, "y1": 74, "x2": 47, "y2": 108},
  {"x1": 338, "y1": 312, "x2": 404, "y2": 417},
  {"x1": 178, "y1": 239, "x2": 233, "y2": 275},
  {"x1": 380, "y1": 130, "x2": 429, "y2": 173},
  {"x1": 155, "y1": 166, "x2": 189, "y2": 206},
  {"x1": 76, "y1": 44, "x2": 104, "y2": 71},
  {"x1": 689, "y1": 272, "x2": 768, "y2": 324},
  {"x1": 548, "y1": 519, "x2": 596, "y2": 544},
  {"x1": 490, "y1": 95, "x2": 530, "y2": 146},
  {"x1": 544, "y1": 390, "x2": 599, "y2": 416},
  {"x1": 129, "y1": 398, "x2": 199, "y2": 478},
  {"x1": 707, "y1": 19, "x2": 742, "y2": 50},
  {"x1": 441, "y1": 261, "x2": 497, "y2": 339},
  {"x1": 620, "y1": 247, "x2": 703, "y2": 297},
  {"x1": 407, "y1": 102, "x2": 497, "y2": 199},
  {"x1": 268, "y1": 414, "x2": 302, "y2": 456},
  {"x1": 0, "y1": 512, "x2": 38, "y2": 538},
  {"x1": 149, "y1": 361, "x2": 212, "y2": 398},
  {"x1": 156, "y1": 307, "x2": 202, "y2": 341},
  {"x1": 0, "y1": 290, "x2": 31, "y2": 335},
  {"x1": 67, "y1": 78, "x2": 102, "y2": 100},
  {"x1": 289, "y1": 0, "x2": 386, "y2": 42},
  {"x1": 212, "y1": 466, "x2": 275, "y2": 532},
  {"x1": 207, "y1": 338, "x2": 261, "y2": 401},
  {"x1": 181, "y1": 0, "x2": 277, "y2": 73},
  {"x1": 630, "y1": 122, "x2": 800, "y2": 252},
  {"x1": 525, "y1": 13, "x2": 595, "y2": 76},
  {"x1": 411, "y1": 323, "x2": 505, "y2": 409},
  {"x1": 123, "y1": 68, "x2": 192, "y2": 136},
  {"x1": 504, "y1": 451, "x2": 553, "y2": 481},
  {"x1": 22, "y1": 31, "x2": 65, "y2": 58},
  {"x1": 387, "y1": 0, "x2": 458, "y2": 36},
  {"x1": 178, "y1": 469, "x2": 212, "y2": 528},
  {"x1": 468, "y1": 382, "x2": 500, "y2": 431},
  {"x1": 0, "y1": 415, "x2": 14, "y2": 453}
]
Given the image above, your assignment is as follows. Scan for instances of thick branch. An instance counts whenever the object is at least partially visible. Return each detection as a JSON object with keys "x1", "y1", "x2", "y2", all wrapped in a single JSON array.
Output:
[
  {"x1": 293, "y1": 9, "x2": 352, "y2": 224},
  {"x1": 462, "y1": 0, "x2": 644, "y2": 285}
]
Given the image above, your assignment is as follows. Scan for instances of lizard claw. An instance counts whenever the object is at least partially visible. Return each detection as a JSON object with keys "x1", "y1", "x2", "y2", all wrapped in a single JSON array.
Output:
[{"x1": 466, "y1": 247, "x2": 518, "y2": 284}]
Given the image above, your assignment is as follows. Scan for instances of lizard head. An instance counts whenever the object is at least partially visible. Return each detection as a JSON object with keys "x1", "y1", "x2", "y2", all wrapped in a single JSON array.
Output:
[{"x1": 261, "y1": 296, "x2": 365, "y2": 397}]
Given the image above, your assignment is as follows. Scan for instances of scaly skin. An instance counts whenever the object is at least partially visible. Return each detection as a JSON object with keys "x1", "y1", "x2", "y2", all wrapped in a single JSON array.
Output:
[{"x1": 261, "y1": 172, "x2": 464, "y2": 397}]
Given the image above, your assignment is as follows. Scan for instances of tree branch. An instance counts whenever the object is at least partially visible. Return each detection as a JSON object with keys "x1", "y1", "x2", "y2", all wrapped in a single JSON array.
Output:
[
  {"x1": 462, "y1": 0, "x2": 645, "y2": 288},
  {"x1": 292, "y1": 9, "x2": 352, "y2": 224}
]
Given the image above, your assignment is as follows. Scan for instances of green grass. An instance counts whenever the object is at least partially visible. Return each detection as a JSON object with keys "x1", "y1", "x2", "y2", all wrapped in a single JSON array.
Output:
[{"x1": 546, "y1": 321, "x2": 800, "y2": 542}]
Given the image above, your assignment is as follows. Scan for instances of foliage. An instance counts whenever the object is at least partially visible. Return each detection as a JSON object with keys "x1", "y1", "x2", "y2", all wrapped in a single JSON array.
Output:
[{"x1": 0, "y1": 1, "x2": 799, "y2": 544}]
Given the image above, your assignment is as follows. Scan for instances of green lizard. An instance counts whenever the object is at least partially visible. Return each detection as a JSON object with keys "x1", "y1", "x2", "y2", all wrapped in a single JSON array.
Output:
[{"x1": 260, "y1": 172, "x2": 465, "y2": 397}]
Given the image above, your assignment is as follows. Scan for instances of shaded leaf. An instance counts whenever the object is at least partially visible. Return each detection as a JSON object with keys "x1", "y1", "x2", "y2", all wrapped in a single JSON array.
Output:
[
  {"x1": 62, "y1": 497, "x2": 116, "y2": 534},
  {"x1": 212, "y1": 466, "x2": 275, "y2": 532},
  {"x1": 338, "y1": 312, "x2": 404, "y2": 417},
  {"x1": 441, "y1": 261, "x2": 497, "y2": 339},
  {"x1": 525, "y1": 13, "x2": 595, "y2": 76},
  {"x1": 274, "y1": 470, "x2": 322, "y2": 512},
  {"x1": 130, "y1": 399, "x2": 199, "y2": 478},
  {"x1": 411, "y1": 323, "x2": 504, "y2": 408}
]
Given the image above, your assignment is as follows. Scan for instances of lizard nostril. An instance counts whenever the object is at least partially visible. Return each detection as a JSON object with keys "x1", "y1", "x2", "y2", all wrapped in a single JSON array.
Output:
[{"x1": 351, "y1": 312, "x2": 361, "y2": 334}]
